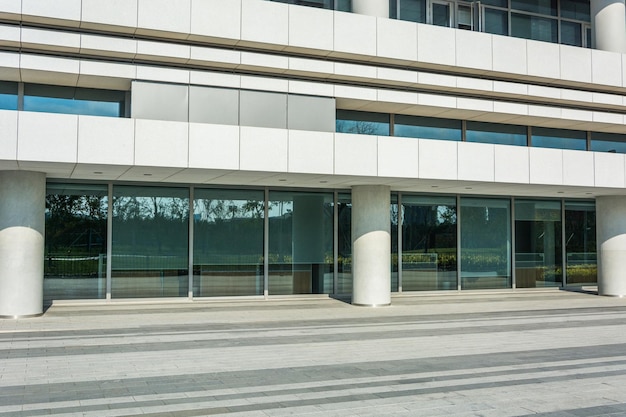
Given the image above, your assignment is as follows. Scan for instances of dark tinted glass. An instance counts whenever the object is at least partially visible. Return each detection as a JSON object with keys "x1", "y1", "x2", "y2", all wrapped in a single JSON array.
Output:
[
  {"x1": 590, "y1": 132, "x2": 626, "y2": 153},
  {"x1": 560, "y1": 0, "x2": 590, "y2": 21},
  {"x1": 0, "y1": 81, "x2": 18, "y2": 110},
  {"x1": 511, "y1": 13, "x2": 558, "y2": 42},
  {"x1": 394, "y1": 115, "x2": 461, "y2": 141},
  {"x1": 512, "y1": 0, "x2": 557, "y2": 16},
  {"x1": 532, "y1": 127, "x2": 587, "y2": 150},
  {"x1": 466, "y1": 121, "x2": 527, "y2": 146}
]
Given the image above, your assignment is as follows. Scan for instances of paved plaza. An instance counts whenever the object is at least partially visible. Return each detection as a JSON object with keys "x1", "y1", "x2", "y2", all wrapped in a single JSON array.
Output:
[{"x1": 2, "y1": 290, "x2": 626, "y2": 416}]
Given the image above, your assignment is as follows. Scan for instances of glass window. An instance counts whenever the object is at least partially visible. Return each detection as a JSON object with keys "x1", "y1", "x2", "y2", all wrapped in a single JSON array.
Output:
[
  {"x1": 337, "y1": 193, "x2": 352, "y2": 294},
  {"x1": 531, "y1": 127, "x2": 587, "y2": 150},
  {"x1": 564, "y1": 201, "x2": 596, "y2": 285},
  {"x1": 336, "y1": 110, "x2": 390, "y2": 136},
  {"x1": 511, "y1": 0, "x2": 557, "y2": 16},
  {"x1": 511, "y1": 13, "x2": 558, "y2": 43},
  {"x1": 394, "y1": 115, "x2": 462, "y2": 141},
  {"x1": 484, "y1": 8, "x2": 508, "y2": 36},
  {"x1": 44, "y1": 184, "x2": 108, "y2": 303},
  {"x1": 590, "y1": 132, "x2": 626, "y2": 154},
  {"x1": 401, "y1": 195, "x2": 457, "y2": 291},
  {"x1": 193, "y1": 189, "x2": 264, "y2": 297},
  {"x1": 397, "y1": 0, "x2": 426, "y2": 23},
  {"x1": 335, "y1": 0, "x2": 351, "y2": 11},
  {"x1": 561, "y1": 20, "x2": 582, "y2": 47},
  {"x1": 111, "y1": 186, "x2": 189, "y2": 298},
  {"x1": 391, "y1": 194, "x2": 399, "y2": 292},
  {"x1": 268, "y1": 191, "x2": 333, "y2": 295},
  {"x1": 481, "y1": 0, "x2": 507, "y2": 6},
  {"x1": 460, "y1": 198, "x2": 511, "y2": 290},
  {"x1": 432, "y1": 1, "x2": 453, "y2": 27},
  {"x1": 560, "y1": 0, "x2": 590, "y2": 21},
  {"x1": 515, "y1": 200, "x2": 562, "y2": 288},
  {"x1": 466, "y1": 121, "x2": 527, "y2": 146},
  {"x1": 24, "y1": 84, "x2": 126, "y2": 117},
  {"x1": 0, "y1": 81, "x2": 18, "y2": 110}
]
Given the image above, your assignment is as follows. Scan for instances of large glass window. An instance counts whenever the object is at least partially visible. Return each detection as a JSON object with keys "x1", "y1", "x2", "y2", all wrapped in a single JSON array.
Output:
[
  {"x1": 0, "y1": 81, "x2": 18, "y2": 110},
  {"x1": 515, "y1": 200, "x2": 562, "y2": 288},
  {"x1": 484, "y1": 8, "x2": 508, "y2": 36},
  {"x1": 402, "y1": 195, "x2": 457, "y2": 291},
  {"x1": 193, "y1": 189, "x2": 264, "y2": 297},
  {"x1": 560, "y1": 0, "x2": 590, "y2": 21},
  {"x1": 511, "y1": 13, "x2": 558, "y2": 43},
  {"x1": 268, "y1": 191, "x2": 333, "y2": 295},
  {"x1": 460, "y1": 198, "x2": 511, "y2": 289},
  {"x1": 511, "y1": 0, "x2": 557, "y2": 16},
  {"x1": 564, "y1": 201, "x2": 596, "y2": 285},
  {"x1": 466, "y1": 121, "x2": 527, "y2": 146},
  {"x1": 532, "y1": 127, "x2": 587, "y2": 150},
  {"x1": 24, "y1": 84, "x2": 125, "y2": 117},
  {"x1": 396, "y1": 0, "x2": 426, "y2": 23},
  {"x1": 561, "y1": 20, "x2": 582, "y2": 47},
  {"x1": 111, "y1": 186, "x2": 189, "y2": 298},
  {"x1": 44, "y1": 184, "x2": 108, "y2": 303},
  {"x1": 336, "y1": 110, "x2": 390, "y2": 136},
  {"x1": 590, "y1": 132, "x2": 626, "y2": 154},
  {"x1": 394, "y1": 115, "x2": 462, "y2": 141},
  {"x1": 337, "y1": 193, "x2": 352, "y2": 294}
]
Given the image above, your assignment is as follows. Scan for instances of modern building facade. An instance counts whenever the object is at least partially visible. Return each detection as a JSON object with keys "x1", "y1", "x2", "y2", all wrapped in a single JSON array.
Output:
[{"x1": 0, "y1": 0, "x2": 625, "y2": 317}]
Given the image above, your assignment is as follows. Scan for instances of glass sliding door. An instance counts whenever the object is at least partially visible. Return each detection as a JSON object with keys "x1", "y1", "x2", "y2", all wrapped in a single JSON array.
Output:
[
  {"x1": 44, "y1": 184, "x2": 108, "y2": 302},
  {"x1": 460, "y1": 198, "x2": 511, "y2": 289},
  {"x1": 337, "y1": 193, "x2": 352, "y2": 294},
  {"x1": 564, "y1": 201, "x2": 596, "y2": 285},
  {"x1": 111, "y1": 186, "x2": 189, "y2": 298},
  {"x1": 515, "y1": 200, "x2": 562, "y2": 288},
  {"x1": 268, "y1": 191, "x2": 333, "y2": 295},
  {"x1": 193, "y1": 189, "x2": 264, "y2": 297},
  {"x1": 402, "y1": 195, "x2": 457, "y2": 291}
]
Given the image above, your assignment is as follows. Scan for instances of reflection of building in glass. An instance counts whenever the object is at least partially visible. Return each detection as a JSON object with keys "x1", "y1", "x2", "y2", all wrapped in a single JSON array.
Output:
[{"x1": 0, "y1": 0, "x2": 624, "y2": 316}]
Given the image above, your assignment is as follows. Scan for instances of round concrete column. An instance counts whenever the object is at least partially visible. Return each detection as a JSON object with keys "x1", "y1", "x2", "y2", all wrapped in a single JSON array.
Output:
[
  {"x1": 596, "y1": 196, "x2": 626, "y2": 297},
  {"x1": 351, "y1": 185, "x2": 390, "y2": 306},
  {"x1": 591, "y1": 0, "x2": 626, "y2": 53},
  {"x1": 0, "y1": 171, "x2": 46, "y2": 318},
  {"x1": 352, "y1": 0, "x2": 389, "y2": 17}
]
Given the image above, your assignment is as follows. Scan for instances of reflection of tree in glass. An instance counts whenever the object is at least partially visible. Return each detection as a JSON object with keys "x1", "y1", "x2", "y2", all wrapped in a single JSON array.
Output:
[{"x1": 336, "y1": 120, "x2": 380, "y2": 135}]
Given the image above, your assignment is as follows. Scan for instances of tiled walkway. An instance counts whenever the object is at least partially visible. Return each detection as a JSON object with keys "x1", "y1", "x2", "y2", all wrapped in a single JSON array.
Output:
[{"x1": 2, "y1": 290, "x2": 626, "y2": 416}]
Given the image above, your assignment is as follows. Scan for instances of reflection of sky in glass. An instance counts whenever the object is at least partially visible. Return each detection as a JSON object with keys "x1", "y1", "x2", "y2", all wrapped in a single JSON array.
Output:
[
  {"x1": 0, "y1": 93, "x2": 18, "y2": 110},
  {"x1": 467, "y1": 129, "x2": 526, "y2": 146},
  {"x1": 24, "y1": 96, "x2": 121, "y2": 117},
  {"x1": 395, "y1": 124, "x2": 461, "y2": 141},
  {"x1": 532, "y1": 135, "x2": 586, "y2": 150},
  {"x1": 591, "y1": 140, "x2": 626, "y2": 154}
]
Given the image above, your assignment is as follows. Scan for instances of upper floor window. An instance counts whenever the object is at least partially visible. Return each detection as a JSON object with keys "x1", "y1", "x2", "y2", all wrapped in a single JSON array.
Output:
[
  {"x1": 0, "y1": 81, "x2": 18, "y2": 111},
  {"x1": 24, "y1": 84, "x2": 126, "y2": 117}
]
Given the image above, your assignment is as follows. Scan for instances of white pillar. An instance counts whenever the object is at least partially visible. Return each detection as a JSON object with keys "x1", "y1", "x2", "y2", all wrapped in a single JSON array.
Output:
[
  {"x1": 591, "y1": 0, "x2": 626, "y2": 53},
  {"x1": 352, "y1": 185, "x2": 390, "y2": 306},
  {"x1": 352, "y1": 0, "x2": 389, "y2": 17},
  {"x1": 0, "y1": 171, "x2": 46, "y2": 317},
  {"x1": 596, "y1": 196, "x2": 626, "y2": 297}
]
